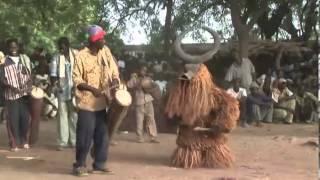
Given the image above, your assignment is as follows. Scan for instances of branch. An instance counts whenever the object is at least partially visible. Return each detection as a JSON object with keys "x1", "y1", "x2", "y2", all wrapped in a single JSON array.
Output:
[
  {"x1": 247, "y1": 0, "x2": 268, "y2": 28},
  {"x1": 109, "y1": 0, "x2": 158, "y2": 35},
  {"x1": 258, "y1": 1, "x2": 290, "y2": 39},
  {"x1": 281, "y1": 13, "x2": 299, "y2": 39},
  {"x1": 97, "y1": 0, "x2": 108, "y2": 25}
]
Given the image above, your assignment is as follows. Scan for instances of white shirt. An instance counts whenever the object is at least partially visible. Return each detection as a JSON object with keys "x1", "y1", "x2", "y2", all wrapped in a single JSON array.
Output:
[
  {"x1": 272, "y1": 87, "x2": 293, "y2": 103},
  {"x1": 9, "y1": 56, "x2": 20, "y2": 64},
  {"x1": 227, "y1": 87, "x2": 247, "y2": 100},
  {"x1": 118, "y1": 60, "x2": 126, "y2": 68},
  {"x1": 155, "y1": 80, "x2": 167, "y2": 94},
  {"x1": 225, "y1": 58, "x2": 255, "y2": 90}
]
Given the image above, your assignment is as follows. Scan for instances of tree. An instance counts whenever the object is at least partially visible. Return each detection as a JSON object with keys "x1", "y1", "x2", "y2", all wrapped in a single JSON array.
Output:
[
  {"x1": 281, "y1": 0, "x2": 319, "y2": 41},
  {"x1": 257, "y1": 1, "x2": 290, "y2": 40},
  {"x1": 0, "y1": 0, "x2": 116, "y2": 53},
  {"x1": 229, "y1": 0, "x2": 269, "y2": 58}
]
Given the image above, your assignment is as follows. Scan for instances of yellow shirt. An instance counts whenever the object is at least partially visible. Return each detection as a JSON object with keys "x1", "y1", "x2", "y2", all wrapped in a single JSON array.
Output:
[{"x1": 73, "y1": 46, "x2": 119, "y2": 111}]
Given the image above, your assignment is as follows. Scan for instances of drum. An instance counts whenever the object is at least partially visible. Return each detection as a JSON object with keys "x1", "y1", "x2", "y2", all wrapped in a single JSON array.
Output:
[
  {"x1": 29, "y1": 87, "x2": 44, "y2": 145},
  {"x1": 31, "y1": 86, "x2": 45, "y2": 99},
  {"x1": 143, "y1": 82, "x2": 161, "y2": 101},
  {"x1": 141, "y1": 77, "x2": 153, "y2": 89},
  {"x1": 108, "y1": 88, "x2": 132, "y2": 141},
  {"x1": 43, "y1": 93, "x2": 58, "y2": 118},
  {"x1": 114, "y1": 89, "x2": 132, "y2": 107}
]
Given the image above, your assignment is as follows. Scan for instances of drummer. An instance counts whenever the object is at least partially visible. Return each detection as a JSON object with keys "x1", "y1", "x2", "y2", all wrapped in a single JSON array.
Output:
[
  {"x1": 0, "y1": 38, "x2": 32, "y2": 152},
  {"x1": 127, "y1": 65, "x2": 160, "y2": 144},
  {"x1": 72, "y1": 25, "x2": 120, "y2": 176},
  {"x1": 50, "y1": 37, "x2": 78, "y2": 151}
]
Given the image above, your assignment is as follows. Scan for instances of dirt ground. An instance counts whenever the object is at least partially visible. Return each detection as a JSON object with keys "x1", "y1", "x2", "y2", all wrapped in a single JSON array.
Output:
[{"x1": 0, "y1": 120, "x2": 318, "y2": 180}]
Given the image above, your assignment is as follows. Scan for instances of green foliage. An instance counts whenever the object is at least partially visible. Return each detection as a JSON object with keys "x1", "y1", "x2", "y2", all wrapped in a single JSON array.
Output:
[{"x1": 0, "y1": 0, "x2": 122, "y2": 54}]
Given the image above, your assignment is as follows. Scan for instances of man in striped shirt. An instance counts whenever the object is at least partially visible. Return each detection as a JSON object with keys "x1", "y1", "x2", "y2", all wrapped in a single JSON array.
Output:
[{"x1": 0, "y1": 38, "x2": 32, "y2": 152}]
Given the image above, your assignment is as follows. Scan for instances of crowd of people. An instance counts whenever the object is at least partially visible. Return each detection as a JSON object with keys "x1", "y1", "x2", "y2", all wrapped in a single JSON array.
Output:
[
  {"x1": 224, "y1": 54, "x2": 319, "y2": 127},
  {"x1": 0, "y1": 24, "x2": 318, "y2": 176}
]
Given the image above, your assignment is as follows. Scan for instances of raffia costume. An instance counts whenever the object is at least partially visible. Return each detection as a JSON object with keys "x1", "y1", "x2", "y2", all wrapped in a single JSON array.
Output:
[{"x1": 165, "y1": 27, "x2": 240, "y2": 168}]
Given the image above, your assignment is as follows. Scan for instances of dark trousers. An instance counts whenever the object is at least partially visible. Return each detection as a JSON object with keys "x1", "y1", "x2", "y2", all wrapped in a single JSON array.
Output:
[
  {"x1": 74, "y1": 109, "x2": 109, "y2": 169},
  {"x1": 239, "y1": 98, "x2": 247, "y2": 124},
  {"x1": 5, "y1": 96, "x2": 30, "y2": 148}
]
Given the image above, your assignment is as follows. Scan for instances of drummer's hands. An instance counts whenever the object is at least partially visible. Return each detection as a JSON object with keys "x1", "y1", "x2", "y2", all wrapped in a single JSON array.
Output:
[
  {"x1": 27, "y1": 79, "x2": 33, "y2": 88},
  {"x1": 111, "y1": 78, "x2": 120, "y2": 89},
  {"x1": 103, "y1": 89, "x2": 114, "y2": 103},
  {"x1": 90, "y1": 87, "x2": 103, "y2": 97},
  {"x1": 131, "y1": 73, "x2": 138, "y2": 79}
]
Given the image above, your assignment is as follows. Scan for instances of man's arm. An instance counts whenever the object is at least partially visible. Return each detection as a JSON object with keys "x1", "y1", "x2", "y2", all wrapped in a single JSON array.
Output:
[
  {"x1": 279, "y1": 89, "x2": 295, "y2": 102},
  {"x1": 224, "y1": 67, "x2": 233, "y2": 88},
  {"x1": 247, "y1": 95, "x2": 271, "y2": 106},
  {"x1": 103, "y1": 47, "x2": 120, "y2": 86},
  {"x1": 305, "y1": 92, "x2": 319, "y2": 103},
  {"x1": 279, "y1": 95, "x2": 296, "y2": 102},
  {"x1": 127, "y1": 74, "x2": 139, "y2": 89},
  {"x1": 249, "y1": 59, "x2": 256, "y2": 81},
  {"x1": 109, "y1": 55, "x2": 120, "y2": 87}
]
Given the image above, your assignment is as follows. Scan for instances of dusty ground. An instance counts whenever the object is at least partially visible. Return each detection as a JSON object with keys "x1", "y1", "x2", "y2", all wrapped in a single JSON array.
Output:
[{"x1": 0, "y1": 121, "x2": 318, "y2": 180}]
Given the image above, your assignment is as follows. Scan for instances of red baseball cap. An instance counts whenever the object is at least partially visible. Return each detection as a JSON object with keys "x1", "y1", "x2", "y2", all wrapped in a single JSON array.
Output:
[{"x1": 87, "y1": 25, "x2": 106, "y2": 42}]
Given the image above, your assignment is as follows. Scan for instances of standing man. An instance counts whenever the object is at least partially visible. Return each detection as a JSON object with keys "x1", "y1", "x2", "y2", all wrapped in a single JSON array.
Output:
[
  {"x1": 127, "y1": 66, "x2": 159, "y2": 143},
  {"x1": 225, "y1": 54, "x2": 256, "y2": 91},
  {"x1": 72, "y1": 25, "x2": 119, "y2": 176},
  {"x1": 50, "y1": 37, "x2": 78, "y2": 151},
  {"x1": 0, "y1": 38, "x2": 32, "y2": 151}
]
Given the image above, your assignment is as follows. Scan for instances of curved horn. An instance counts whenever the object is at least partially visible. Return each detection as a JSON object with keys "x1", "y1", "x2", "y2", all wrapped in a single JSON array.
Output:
[{"x1": 174, "y1": 26, "x2": 220, "y2": 64}]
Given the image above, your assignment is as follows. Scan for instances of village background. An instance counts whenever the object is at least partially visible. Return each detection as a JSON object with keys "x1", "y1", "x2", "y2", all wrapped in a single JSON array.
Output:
[{"x1": 0, "y1": 0, "x2": 319, "y2": 179}]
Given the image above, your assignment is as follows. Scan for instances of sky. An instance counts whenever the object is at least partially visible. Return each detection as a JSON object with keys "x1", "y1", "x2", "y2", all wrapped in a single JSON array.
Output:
[
  {"x1": 118, "y1": 9, "x2": 223, "y2": 45},
  {"x1": 120, "y1": 21, "x2": 222, "y2": 45}
]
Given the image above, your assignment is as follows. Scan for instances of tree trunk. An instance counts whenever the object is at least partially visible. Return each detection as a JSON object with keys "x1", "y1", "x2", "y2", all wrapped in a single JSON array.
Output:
[
  {"x1": 302, "y1": 0, "x2": 317, "y2": 41},
  {"x1": 163, "y1": 0, "x2": 173, "y2": 57},
  {"x1": 230, "y1": 0, "x2": 249, "y2": 59}
]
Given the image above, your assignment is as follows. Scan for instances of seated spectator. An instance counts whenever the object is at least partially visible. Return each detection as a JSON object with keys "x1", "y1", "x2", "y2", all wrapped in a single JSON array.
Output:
[
  {"x1": 247, "y1": 82, "x2": 273, "y2": 127},
  {"x1": 272, "y1": 78, "x2": 296, "y2": 124},
  {"x1": 296, "y1": 85, "x2": 319, "y2": 123},
  {"x1": 303, "y1": 67, "x2": 317, "y2": 95},
  {"x1": 226, "y1": 78, "x2": 248, "y2": 127}
]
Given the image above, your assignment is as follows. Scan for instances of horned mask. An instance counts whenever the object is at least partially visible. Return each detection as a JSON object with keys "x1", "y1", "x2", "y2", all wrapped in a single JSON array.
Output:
[{"x1": 174, "y1": 27, "x2": 220, "y2": 80}]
